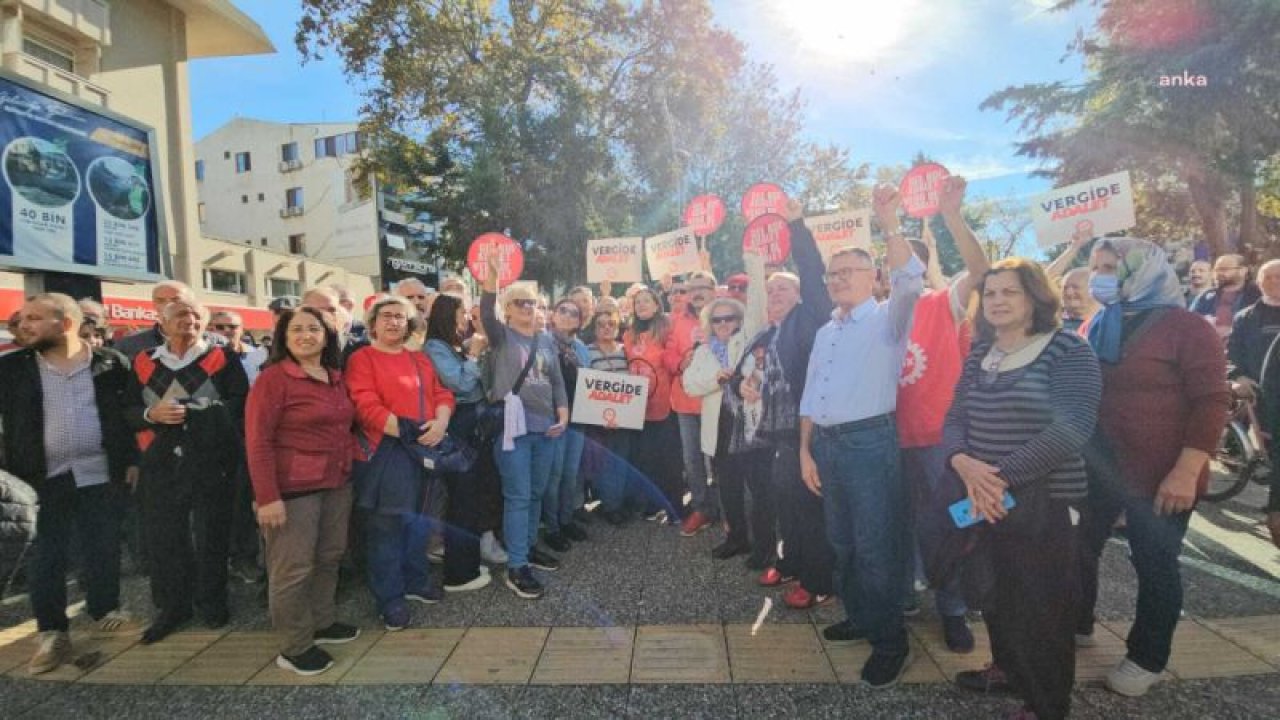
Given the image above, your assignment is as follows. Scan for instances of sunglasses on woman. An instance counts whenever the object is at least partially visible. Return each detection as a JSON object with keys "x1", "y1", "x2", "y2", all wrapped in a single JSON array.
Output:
[
  {"x1": 710, "y1": 315, "x2": 739, "y2": 325},
  {"x1": 510, "y1": 299, "x2": 537, "y2": 309}
]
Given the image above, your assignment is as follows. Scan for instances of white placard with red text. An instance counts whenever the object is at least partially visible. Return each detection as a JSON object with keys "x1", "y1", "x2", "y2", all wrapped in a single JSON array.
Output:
[
  {"x1": 586, "y1": 237, "x2": 643, "y2": 283},
  {"x1": 571, "y1": 369, "x2": 650, "y2": 430},
  {"x1": 804, "y1": 209, "x2": 872, "y2": 263},
  {"x1": 644, "y1": 226, "x2": 701, "y2": 278},
  {"x1": 1031, "y1": 171, "x2": 1135, "y2": 248}
]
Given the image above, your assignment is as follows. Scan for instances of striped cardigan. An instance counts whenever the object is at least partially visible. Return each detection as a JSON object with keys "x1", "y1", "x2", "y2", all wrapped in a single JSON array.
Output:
[{"x1": 942, "y1": 331, "x2": 1102, "y2": 500}]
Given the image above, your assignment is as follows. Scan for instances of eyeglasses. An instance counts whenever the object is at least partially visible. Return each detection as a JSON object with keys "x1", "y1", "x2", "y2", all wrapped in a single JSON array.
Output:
[
  {"x1": 823, "y1": 267, "x2": 873, "y2": 284},
  {"x1": 710, "y1": 315, "x2": 739, "y2": 325},
  {"x1": 727, "y1": 283, "x2": 748, "y2": 291},
  {"x1": 510, "y1": 299, "x2": 537, "y2": 309},
  {"x1": 555, "y1": 306, "x2": 580, "y2": 317},
  {"x1": 211, "y1": 323, "x2": 240, "y2": 331}
]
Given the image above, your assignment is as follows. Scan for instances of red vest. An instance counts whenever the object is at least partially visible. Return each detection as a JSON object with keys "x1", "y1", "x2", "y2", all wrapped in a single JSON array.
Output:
[{"x1": 896, "y1": 288, "x2": 970, "y2": 448}]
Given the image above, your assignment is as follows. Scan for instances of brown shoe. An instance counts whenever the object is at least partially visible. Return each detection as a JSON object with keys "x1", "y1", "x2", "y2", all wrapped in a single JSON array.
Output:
[{"x1": 29, "y1": 631, "x2": 71, "y2": 675}]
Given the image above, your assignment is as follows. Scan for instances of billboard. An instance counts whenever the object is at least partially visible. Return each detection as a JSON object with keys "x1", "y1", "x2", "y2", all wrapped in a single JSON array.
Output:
[{"x1": 0, "y1": 71, "x2": 168, "y2": 281}]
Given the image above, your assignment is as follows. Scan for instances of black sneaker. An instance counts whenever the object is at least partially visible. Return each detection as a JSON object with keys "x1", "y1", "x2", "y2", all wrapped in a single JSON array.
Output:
[
  {"x1": 276, "y1": 645, "x2": 334, "y2": 676},
  {"x1": 561, "y1": 522, "x2": 588, "y2": 542},
  {"x1": 529, "y1": 546, "x2": 561, "y2": 572},
  {"x1": 822, "y1": 620, "x2": 867, "y2": 643},
  {"x1": 942, "y1": 615, "x2": 975, "y2": 654},
  {"x1": 861, "y1": 648, "x2": 912, "y2": 689},
  {"x1": 543, "y1": 532, "x2": 572, "y2": 553},
  {"x1": 573, "y1": 508, "x2": 594, "y2": 525},
  {"x1": 406, "y1": 585, "x2": 442, "y2": 605},
  {"x1": 711, "y1": 540, "x2": 749, "y2": 560},
  {"x1": 505, "y1": 566, "x2": 545, "y2": 599},
  {"x1": 314, "y1": 622, "x2": 361, "y2": 645},
  {"x1": 601, "y1": 509, "x2": 631, "y2": 527}
]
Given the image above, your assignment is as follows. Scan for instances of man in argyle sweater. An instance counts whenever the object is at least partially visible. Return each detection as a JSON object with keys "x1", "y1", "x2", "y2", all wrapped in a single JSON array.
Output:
[{"x1": 125, "y1": 298, "x2": 248, "y2": 644}]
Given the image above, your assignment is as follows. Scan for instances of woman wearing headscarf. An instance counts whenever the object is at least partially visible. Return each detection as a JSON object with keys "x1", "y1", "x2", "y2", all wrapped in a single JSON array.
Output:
[{"x1": 1077, "y1": 238, "x2": 1229, "y2": 698}]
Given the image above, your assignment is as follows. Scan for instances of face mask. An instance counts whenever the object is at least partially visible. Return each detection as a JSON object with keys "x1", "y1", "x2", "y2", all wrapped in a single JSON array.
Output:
[{"x1": 1089, "y1": 274, "x2": 1120, "y2": 305}]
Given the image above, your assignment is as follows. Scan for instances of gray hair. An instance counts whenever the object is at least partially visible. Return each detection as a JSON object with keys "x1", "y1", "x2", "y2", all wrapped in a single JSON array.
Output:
[
  {"x1": 161, "y1": 297, "x2": 209, "y2": 324},
  {"x1": 28, "y1": 293, "x2": 83, "y2": 325},
  {"x1": 365, "y1": 295, "x2": 420, "y2": 340}
]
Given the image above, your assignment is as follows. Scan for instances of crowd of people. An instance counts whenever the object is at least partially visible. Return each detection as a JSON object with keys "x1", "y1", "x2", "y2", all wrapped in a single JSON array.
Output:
[{"x1": 2, "y1": 176, "x2": 1279, "y2": 720}]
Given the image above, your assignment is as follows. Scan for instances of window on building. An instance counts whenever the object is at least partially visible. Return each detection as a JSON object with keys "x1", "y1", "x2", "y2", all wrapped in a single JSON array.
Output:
[
  {"x1": 235, "y1": 152, "x2": 252, "y2": 173},
  {"x1": 241, "y1": 195, "x2": 248, "y2": 204},
  {"x1": 269, "y1": 277, "x2": 301, "y2": 298},
  {"x1": 258, "y1": 193, "x2": 265, "y2": 202},
  {"x1": 197, "y1": 202, "x2": 206, "y2": 223},
  {"x1": 204, "y1": 269, "x2": 246, "y2": 295},
  {"x1": 281, "y1": 142, "x2": 299, "y2": 163},
  {"x1": 315, "y1": 136, "x2": 336, "y2": 159},
  {"x1": 315, "y1": 132, "x2": 364, "y2": 158},
  {"x1": 224, "y1": 151, "x2": 231, "y2": 159},
  {"x1": 22, "y1": 36, "x2": 74, "y2": 73},
  {"x1": 285, "y1": 187, "x2": 304, "y2": 209},
  {"x1": 288, "y1": 233, "x2": 306, "y2": 255},
  {"x1": 195, "y1": 160, "x2": 204, "y2": 181},
  {"x1": 260, "y1": 237, "x2": 268, "y2": 246}
]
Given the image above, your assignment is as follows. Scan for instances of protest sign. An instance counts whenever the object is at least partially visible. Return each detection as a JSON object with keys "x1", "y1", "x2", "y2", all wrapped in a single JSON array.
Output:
[
  {"x1": 644, "y1": 226, "x2": 700, "y2": 278},
  {"x1": 467, "y1": 232, "x2": 524, "y2": 286},
  {"x1": 804, "y1": 209, "x2": 872, "y2": 263},
  {"x1": 586, "y1": 236, "x2": 643, "y2": 283},
  {"x1": 742, "y1": 213, "x2": 792, "y2": 264},
  {"x1": 571, "y1": 369, "x2": 650, "y2": 430},
  {"x1": 1030, "y1": 171, "x2": 1135, "y2": 248},
  {"x1": 899, "y1": 163, "x2": 951, "y2": 218},
  {"x1": 741, "y1": 182, "x2": 788, "y2": 221},
  {"x1": 683, "y1": 194, "x2": 726, "y2": 236}
]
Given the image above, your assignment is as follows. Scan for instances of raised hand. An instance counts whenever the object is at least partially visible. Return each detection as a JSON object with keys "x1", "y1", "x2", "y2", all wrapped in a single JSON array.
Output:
[{"x1": 938, "y1": 176, "x2": 967, "y2": 217}]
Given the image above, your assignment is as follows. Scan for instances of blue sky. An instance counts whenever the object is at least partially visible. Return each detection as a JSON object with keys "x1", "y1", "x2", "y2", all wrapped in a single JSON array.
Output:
[{"x1": 191, "y1": 1, "x2": 1094, "y2": 207}]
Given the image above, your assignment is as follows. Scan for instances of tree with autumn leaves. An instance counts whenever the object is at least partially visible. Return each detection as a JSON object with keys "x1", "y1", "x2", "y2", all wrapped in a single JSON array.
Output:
[{"x1": 983, "y1": 0, "x2": 1280, "y2": 259}]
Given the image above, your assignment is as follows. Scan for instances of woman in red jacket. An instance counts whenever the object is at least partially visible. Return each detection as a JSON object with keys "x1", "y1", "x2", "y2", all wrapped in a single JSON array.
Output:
[
  {"x1": 624, "y1": 286, "x2": 683, "y2": 522},
  {"x1": 346, "y1": 296, "x2": 455, "y2": 632},
  {"x1": 246, "y1": 306, "x2": 358, "y2": 676}
]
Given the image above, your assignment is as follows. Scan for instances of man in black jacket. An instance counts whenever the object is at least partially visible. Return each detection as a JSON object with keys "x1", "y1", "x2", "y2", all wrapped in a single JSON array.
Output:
[{"x1": 0, "y1": 293, "x2": 137, "y2": 674}]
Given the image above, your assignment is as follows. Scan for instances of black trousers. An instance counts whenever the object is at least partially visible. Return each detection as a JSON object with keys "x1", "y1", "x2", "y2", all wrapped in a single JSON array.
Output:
[
  {"x1": 140, "y1": 459, "x2": 233, "y2": 619},
  {"x1": 228, "y1": 459, "x2": 259, "y2": 565},
  {"x1": 772, "y1": 439, "x2": 834, "y2": 595},
  {"x1": 633, "y1": 415, "x2": 685, "y2": 517},
  {"x1": 29, "y1": 477, "x2": 124, "y2": 632},
  {"x1": 986, "y1": 499, "x2": 1079, "y2": 720},
  {"x1": 716, "y1": 448, "x2": 776, "y2": 563},
  {"x1": 442, "y1": 403, "x2": 485, "y2": 585}
]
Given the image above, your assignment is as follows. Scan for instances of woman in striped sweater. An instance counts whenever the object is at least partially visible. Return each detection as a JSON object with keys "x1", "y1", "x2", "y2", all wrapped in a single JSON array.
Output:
[{"x1": 943, "y1": 258, "x2": 1101, "y2": 720}]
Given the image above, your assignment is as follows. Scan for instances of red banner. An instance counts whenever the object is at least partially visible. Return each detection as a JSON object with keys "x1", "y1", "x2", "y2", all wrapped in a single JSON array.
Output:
[
  {"x1": 742, "y1": 213, "x2": 792, "y2": 264},
  {"x1": 899, "y1": 163, "x2": 951, "y2": 218},
  {"x1": 467, "y1": 233, "x2": 525, "y2": 286},
  {"x1": 741, "y1": 182, "x2": 788, "y2": 222},
  {"x1": 0, "y1": 288, "x2": 275, "y2": 331},
  {"x1": 683, "y1": 194, "x2": 726, "y2": 236}
]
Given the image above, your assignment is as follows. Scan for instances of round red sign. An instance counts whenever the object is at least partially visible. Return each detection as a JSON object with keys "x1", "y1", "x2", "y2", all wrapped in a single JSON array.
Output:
[
  {"x1": 898, "y1": 163, "x2": 951, "y2": 218},
  {"x1": 740, "y1": 182, "x2": 788, "y2": 222},
  {"x1": 683, "y1": 194, "x2": 726, "y2": 236},
  {"x1": 467, "y1": 233, "x2": 524, "y2": 286},
  {"x1": 742, "y1": 213, "x2": 792, "y2": 264}
]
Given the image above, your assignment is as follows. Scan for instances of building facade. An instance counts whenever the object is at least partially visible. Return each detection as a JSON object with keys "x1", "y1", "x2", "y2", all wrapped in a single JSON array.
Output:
[{"x1": 0, "y1": 1, "x2": 378, "y2": 333}]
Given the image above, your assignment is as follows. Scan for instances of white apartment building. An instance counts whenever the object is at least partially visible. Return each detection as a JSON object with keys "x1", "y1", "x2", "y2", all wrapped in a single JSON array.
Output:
[{"x1": 194, "y1": 118, "x2": 382, "y2": 277}]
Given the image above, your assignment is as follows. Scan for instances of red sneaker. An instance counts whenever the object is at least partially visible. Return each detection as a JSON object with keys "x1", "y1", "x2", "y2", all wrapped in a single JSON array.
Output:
[
  {"x1": 679, "y1": 511, "x2": 711, "y2": 537},
  {"x1": 757, "y1": 568, "x2": 796, "y2": 587},
  {"x1": 782, "y1": 586, "x2": 831, "y2": 609}
]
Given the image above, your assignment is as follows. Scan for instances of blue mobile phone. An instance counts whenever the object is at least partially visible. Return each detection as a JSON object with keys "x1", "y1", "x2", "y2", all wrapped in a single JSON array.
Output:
[{"x1": 950, "y1": 493, "x2": 1017, "y2": 528}]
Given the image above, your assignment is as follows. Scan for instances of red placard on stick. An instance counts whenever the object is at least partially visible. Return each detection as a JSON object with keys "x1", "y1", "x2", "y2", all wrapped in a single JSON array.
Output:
[
  {"x1": 467, "y1": 232, "x2": 524, "y2": 286},
  {"x1": 741, "y1": 182, "x2": 788, "y2": 222},
  {"x1": 742, "y1": 213, "x2": 792, "y2": 264},
  {"x1": 899, "y1": 163, "x2": 951, "y2": 218},
  {"x1": 683, "y1": 194, "x2": 726, "y2": 236}
]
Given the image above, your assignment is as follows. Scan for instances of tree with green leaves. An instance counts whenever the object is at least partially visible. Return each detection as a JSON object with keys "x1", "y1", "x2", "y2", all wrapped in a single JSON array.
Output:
[{"x1": 982, "y1": 0, "x2": 1280, "y2": 258}]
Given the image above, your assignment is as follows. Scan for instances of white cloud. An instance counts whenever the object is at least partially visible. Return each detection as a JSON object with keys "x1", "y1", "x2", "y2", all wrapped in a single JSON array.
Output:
[{"x1": 936, "y1": 154, "x2": 1040, "y2": 181}]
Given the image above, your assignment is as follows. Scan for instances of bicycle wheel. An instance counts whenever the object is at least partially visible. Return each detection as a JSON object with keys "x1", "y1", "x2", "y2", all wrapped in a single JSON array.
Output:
[{"x1": 1204, "y1": 422, "x2": 1255, "y2": 502}]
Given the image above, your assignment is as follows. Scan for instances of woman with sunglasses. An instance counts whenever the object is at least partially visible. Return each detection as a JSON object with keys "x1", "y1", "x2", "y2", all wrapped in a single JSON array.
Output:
[
  {"x1": 541, "y1": 299, "x2": 592, "y2": 551},
  {"x1": 943, "y1": 258, "x2": 1101, "y2": 720},
  {"x1": 624, "y1": 286, "x2": 683, "y2": 522},
  {"x1": 480, "y1": 258, "x2": 569, "y2": 600}
]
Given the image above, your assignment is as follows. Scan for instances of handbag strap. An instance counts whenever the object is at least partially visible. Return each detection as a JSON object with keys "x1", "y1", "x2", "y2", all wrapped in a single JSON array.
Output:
[
  {"x1": 411, "y1": 354, "x2": 427, "y2": 423},
  {"x1": 511, "y1": 334, "x2": 540, "y2": 397}
]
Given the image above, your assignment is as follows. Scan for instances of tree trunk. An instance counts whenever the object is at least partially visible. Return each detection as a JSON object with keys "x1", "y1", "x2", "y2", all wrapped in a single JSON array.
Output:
[
  {"x1": 1240, "y1": 172, "x2": 1261, "y2": 257},
  {"x1": 1185, "y1": 163, "x2": 1230, "y2": 257}
]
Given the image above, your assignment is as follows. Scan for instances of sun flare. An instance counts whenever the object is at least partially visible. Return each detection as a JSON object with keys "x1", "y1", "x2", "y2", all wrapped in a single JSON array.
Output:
[{"x1": 774, "y1": 0, "x2": 918, "y2": 65}]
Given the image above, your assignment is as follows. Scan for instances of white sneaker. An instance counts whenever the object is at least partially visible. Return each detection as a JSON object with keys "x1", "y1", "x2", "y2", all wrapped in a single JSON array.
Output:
[
  {"x1": 480, "y1": 531, "x2": 508, "y2": 565},
  {"x1": 1105, "y1": 657, "x2": 1162, "y2": 697},
  {"x1": 444, "y1": 570, "x2": 493, "y2": 593},
  {"x1": 29, "y1": 631, "x2": 71, "y2": 675}
]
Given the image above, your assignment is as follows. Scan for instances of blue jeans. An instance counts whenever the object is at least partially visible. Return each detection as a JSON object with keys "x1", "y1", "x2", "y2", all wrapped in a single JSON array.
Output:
[
  {"x1": 495, "y1": 432, "x2": 556, "y2": 568},
  {"x1": 588, "y1": 429, "x2": 642, "y2": 512},
  {"x1": 902, "y1": 445, "x2": 967, "y2": 617},
  {"x1": 365, "y1": 511, "x2": 433, "y2": 615},
  {"x1": 812, "y1": 416, "x2": 910, "y2": 657},
  {"x1": 677, "y1": 413, "x2": 718, "y2": 519},
  {"x1": 544, "y1": 428, "x2": 586, "y2": 531},
  {"x1": 29, "y1": 477, "x2": 124, "y2": 632}
]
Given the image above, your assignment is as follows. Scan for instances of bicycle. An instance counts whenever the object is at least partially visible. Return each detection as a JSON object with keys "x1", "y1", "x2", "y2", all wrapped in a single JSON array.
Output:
[{"x1": 1204, "y1": 392, "x2": 1272, "y2": 502}]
